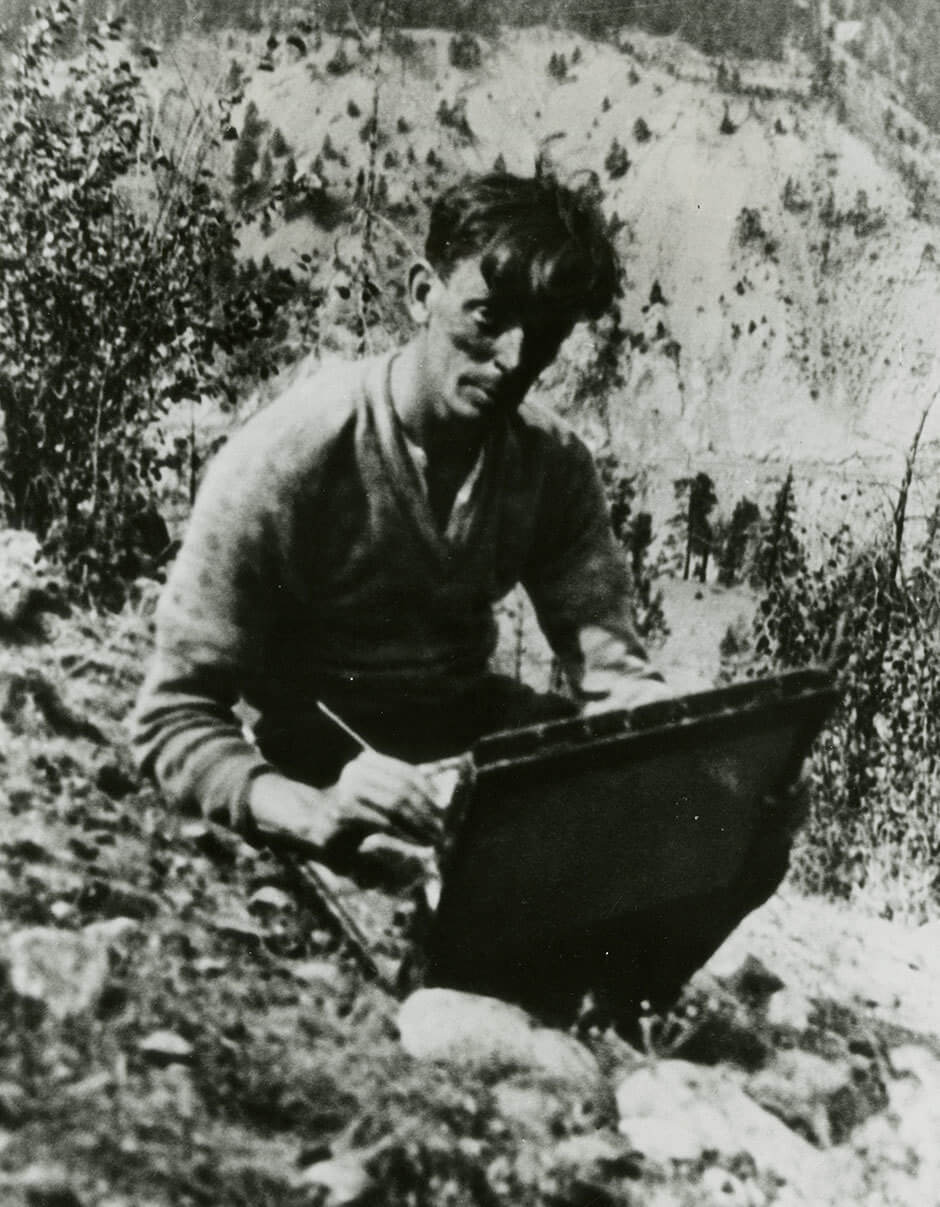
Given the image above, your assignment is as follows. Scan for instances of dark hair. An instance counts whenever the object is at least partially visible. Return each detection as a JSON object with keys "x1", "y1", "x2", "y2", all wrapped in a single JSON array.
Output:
[{"x1": 425, "y1": 171, "x2": 620, "y2": 322}]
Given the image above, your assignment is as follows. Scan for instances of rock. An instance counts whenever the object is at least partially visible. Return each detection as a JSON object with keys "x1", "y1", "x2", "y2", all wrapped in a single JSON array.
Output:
[
  {"x1": 247, "y1": 885, "x2": 293, "y2": 913},
  {"x1": 616, "y1": 1060, "x2": 823, "y2": 1184},
  {"x1": 747, "y1": 1049, "x2": 854, "y2": 1146},
  {"x1": 491, "y1": 1079, "x2": 571, "y2": 1142},
  {"x1": 765, "y1": 986, "x2": 813, "y2": 1032},
  {"x1": 298, "y1": 1153, "x2": 374, "y2": 1205},
  {"x1": 491, "y1": 1074, "x2": 612, "y2": 1143},
  {"x1": 6, "y1": 1162, "x2": 83, "y2": 1207},
  {"x1": 0, "y1": 530, "x2": 65, "y2": 640},
  {"x1": 553, "y1": 1131, "x2": 641, "y2": 1179},
  {"x1": 7, "y1": 927, "x2": 110, "y2": 1019},
  {"x1": 82, "y1": 917, "x2": 139, "y2": 948},
  {"x1": 138, "y1": 1031, "x2": 194, "y2": 1065},
  {"x1": 212, "y1": 912, "x2": 264, "y2": 943},
  {"x1": 291, "y1": 959, "x2": 344, "y2": 993},
  {"x1": 397, "y1": 989, "x2": 603, "y2": 1094}
]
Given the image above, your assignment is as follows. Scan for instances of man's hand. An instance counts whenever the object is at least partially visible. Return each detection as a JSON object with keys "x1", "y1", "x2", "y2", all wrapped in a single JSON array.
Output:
[
  {"x1": 248, "y1": 751, "x2": 441, "y2": 854},
  {"x1": 581, "y1": 673, "x2": 672, "y2": 716}
]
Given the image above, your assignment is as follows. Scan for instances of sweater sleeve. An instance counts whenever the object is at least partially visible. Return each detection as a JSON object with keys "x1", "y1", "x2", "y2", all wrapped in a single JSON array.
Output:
[
  {"x1": 521, "y1": 433, "x2": 658, "y2": 697},
  {"x1": 131, "y1": 416, "x2": 291, "y2": 831}
]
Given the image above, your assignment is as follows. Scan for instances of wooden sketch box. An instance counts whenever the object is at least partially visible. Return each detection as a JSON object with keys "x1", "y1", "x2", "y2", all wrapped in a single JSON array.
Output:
[{"x1": 426, "y1": 668, "x2": 838, "y2": 1010}]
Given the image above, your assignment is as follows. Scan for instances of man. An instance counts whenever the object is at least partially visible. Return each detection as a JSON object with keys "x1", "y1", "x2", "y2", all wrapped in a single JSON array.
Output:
[{"x1": 133, "y1": 170, "x2": 667, "y2": 855}]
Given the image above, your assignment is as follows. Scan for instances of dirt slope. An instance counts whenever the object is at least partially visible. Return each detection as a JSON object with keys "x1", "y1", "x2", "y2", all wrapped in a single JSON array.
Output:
[{"x1": 0, "y1": 553, "x2": 938, "y2": 1205}]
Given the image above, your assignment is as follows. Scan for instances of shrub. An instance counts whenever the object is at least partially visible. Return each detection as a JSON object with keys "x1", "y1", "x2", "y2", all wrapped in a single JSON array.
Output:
[
  {"x1": 751, "y1": 443, "x2": 940, "y2": 918},
  {"x1": 604, "y1": 137, "x2": 631, "y2": 179},
  {"x1": 448, "y1": 32, "x2": 482, "y2": 70},
  {"x1": 436, "y1": 96, "x2": 475, "y2": 143},
  {"x1": 547, "y1": 52, "x2": 568, "y2": 81},
  {"x1": 0, "y1": 4, "x2": 311, "y2": 606},
  {"x1": 718, "y1": 497, "x2": 761, "y2": 586},
  {"x1": 596, "y1": 451, "x2": 668, "y2": 644}
]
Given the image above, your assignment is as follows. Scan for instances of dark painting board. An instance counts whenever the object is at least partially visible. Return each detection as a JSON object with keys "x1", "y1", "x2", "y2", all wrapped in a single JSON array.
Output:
[{"x1": 428, "y1": 668, "x2": 838, "y2": 999}]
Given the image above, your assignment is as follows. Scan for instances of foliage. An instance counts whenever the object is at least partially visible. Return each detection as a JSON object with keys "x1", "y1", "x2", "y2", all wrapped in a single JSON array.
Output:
[
  {"x1": 597, "y1": 451, "x2": 668, "y2": 644},
  {"x1": 547, "y1": 51, "x2": 568, "y2": 81},
  {"x1": 751, "y1": 468, "x2": 801, "y2": 587},
  {"x1": 436, "y1": 96, "x2": 475, "y2": 143},
  {"x1": 717, "y1": 496, "x2": 761, "y2": 587},
  {"x1": 232, "y1": 99, "x2": 268, "y2": 211},
  {"x1": 751, "y1": 442, "x2": 940, "y2": 917},
  {"x1": 449, "y1": 32, "x2": 482, "y2": 70},
  {"x1": 0, "y1": 4, "x2": 315, "y2": 606},
  {"x1": 604, "y1": 137, "x2": 631, "y2": 179},
  {"x1": 668, "y1": 473, "x2": 718, "y2": 583}
]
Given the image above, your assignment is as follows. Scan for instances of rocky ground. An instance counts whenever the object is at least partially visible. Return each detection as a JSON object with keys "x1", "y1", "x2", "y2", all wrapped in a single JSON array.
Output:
[{"x1": 0, "y1": 540, "x2": 938, "y2": 1206}]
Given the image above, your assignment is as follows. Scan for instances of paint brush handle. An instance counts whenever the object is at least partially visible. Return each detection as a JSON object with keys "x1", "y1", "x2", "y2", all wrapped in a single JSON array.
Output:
[{"x1": 316, "y1": 701, "x2": 374, "y2": 751}]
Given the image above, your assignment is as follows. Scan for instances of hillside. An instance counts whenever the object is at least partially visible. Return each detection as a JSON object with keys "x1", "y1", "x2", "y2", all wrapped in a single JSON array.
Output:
[
  {"x1": 144, "y1": 22, "x2": 940, "y2": 529},
  {"x1": 4, "y1": 13, "x2": 940, "y2": 1205}
]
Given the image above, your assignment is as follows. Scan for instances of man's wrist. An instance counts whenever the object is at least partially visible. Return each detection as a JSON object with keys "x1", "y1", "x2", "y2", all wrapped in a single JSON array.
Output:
[{"x1": 248, "y1": 771, "x2": 328, "y2": 846}]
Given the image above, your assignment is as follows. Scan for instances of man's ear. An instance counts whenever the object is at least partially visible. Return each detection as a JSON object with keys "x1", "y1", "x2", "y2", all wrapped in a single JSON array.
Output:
[{"x1": 406, "y1": 260, "x2": 436, "y2": 325}]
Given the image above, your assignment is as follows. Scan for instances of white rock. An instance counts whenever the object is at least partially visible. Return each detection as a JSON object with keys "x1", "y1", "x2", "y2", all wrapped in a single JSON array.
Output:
[
  {"x1": 248, "y1": 885, "x2": 293, "y2": 912},
  {"x1": 398, "y1": 989, "x2": 602, "y2": 1094},
  {"x1": 765, "y1": 986, "x2": 813, "y2": 1031},
  {"x1": 291, "y1": 959, "x2": 344, "y2": 992},
  {"x1": 616, "y1": 1060, "x2": 823, "y2": 1184},
  {"x1": 83, "y1": 916, "x2": 140, "y2": 947},
  {"x1": 7, "y1": 927, "x2": 110, "y2": 1019},
  {"x1": 138, "y1": 1030, "x2": 194, "y2": 1064},
  {"x1": 747, "y1": 1049, "x2": 851, "y2": 1146},
  {"x1": 0, "y1": 530, "x2": 57, "y2": 623},
  {"x1": 553, "y1": 1131, "x2": 637, "y2": 1172},
  {"x1": 299, "y1": 1153, "x2": 374, "y2": 1205}
]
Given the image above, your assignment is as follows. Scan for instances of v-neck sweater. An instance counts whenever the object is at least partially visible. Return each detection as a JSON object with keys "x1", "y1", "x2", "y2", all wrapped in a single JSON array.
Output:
[{"x1": 132, "y1": 353, "x2": 643, "y2": 829}]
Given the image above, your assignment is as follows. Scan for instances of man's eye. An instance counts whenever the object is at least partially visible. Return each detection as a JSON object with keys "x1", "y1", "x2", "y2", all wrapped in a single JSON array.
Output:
[{"x1": 471, "y1": 305, "x2": 499, "y2": 332}]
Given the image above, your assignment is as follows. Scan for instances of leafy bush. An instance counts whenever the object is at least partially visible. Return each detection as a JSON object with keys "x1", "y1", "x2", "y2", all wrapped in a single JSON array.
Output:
[
  {"x1": 436, "y1": 96, "x2": 475, "y2": 142},
  {"x1": 604, "y1": 137, "x2": 631, "y2": 179},
  {"x1": 751, "y1": 452, "x2": 940, "y2": 918},
  {"x1": 547, "y1": 51, "x2": 568, "y2": 81},
  {"x1": 597, "y1": 451, "x2": 668, "y2": 644},
  {"x1": 448, "y1": 32, "x2": 482, "y2": 70},
  {"x1": 718, "y1": 496, "x2": 761, "y2": 586},
  {"x1": 0, "y1": 4, "x2": 312, "y2": 606}
]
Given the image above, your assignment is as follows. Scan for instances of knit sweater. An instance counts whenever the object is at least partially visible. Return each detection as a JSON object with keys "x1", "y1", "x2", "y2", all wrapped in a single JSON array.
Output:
[{"x1": 132, "y1": 352, "x2": 649, "y2": 830}]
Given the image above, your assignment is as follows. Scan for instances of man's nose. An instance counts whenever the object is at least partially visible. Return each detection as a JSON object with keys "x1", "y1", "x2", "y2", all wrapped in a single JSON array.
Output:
[{"x1": 493, "y1": 324, "x2": 524, "y2": 373}]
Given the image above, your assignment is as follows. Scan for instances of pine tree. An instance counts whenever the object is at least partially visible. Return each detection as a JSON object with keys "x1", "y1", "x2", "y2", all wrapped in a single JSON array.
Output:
[
  {"x1": 754, "y1": 468, "x2": 801, "y2": 586},
  {"x1": 718, "y1": 496, "x2": 761, "y2": 586}
]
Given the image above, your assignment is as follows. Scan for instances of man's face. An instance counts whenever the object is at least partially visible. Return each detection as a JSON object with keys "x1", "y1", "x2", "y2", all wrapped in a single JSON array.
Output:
[{"x1": 415, "y1": 257, "x2": 575, "y2": 423}]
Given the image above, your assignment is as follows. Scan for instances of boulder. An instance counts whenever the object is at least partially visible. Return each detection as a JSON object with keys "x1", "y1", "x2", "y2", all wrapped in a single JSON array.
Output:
[
  {"x1": 7, "y1": 927, "x2": 110, "y2": 1020},
  {"x1": 247, "y1": 885, "x2": 293, "y2": 913},
  {"x1": 616, "y1": 1060, "x2": 823, "y2": 1184},
  {"x1": 291, "y1": 959, "x2": 345, "y2": 994},
  {"x1": 82, "y1": 917, "x2": 140, "y2": 948},
  {"x1": 397, "y1": 989, "x2": 603, "y2": 1094},
  {"x1": 138, "y1": 1031, "x2": 194, "y2": 1066},
  {"x1": 0, "y1": 530, "x2": 65, "y2": 640},
  {"x1": 746, "y1": 1049, "x2": 855, "y2": 1146},
  {"x1": 298, "y1": 1153, "x2": 374, "y2": 1206},
  {"x1": 765, "y1": 987, "x2": 813, "y2": 1032}
]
